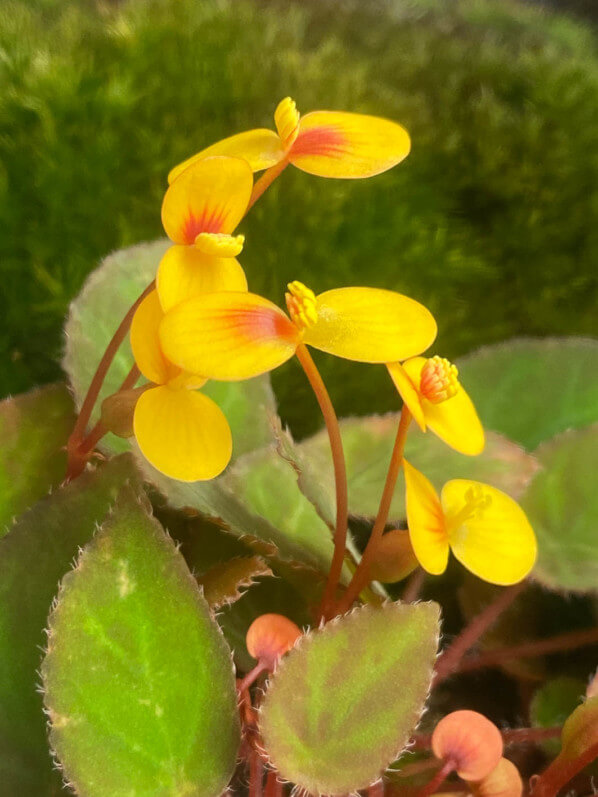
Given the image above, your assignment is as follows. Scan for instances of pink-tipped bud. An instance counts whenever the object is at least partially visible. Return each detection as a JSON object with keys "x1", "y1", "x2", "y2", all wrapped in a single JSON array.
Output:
[
  {"x1": 471, "y1": 758, "x2": 523, "y2": 797},
  {"x1": 246, "y1": 613, "x2": 302, "y2": 670},
  {"x1": 432, "y1": 710, "x2": 503, "y2": 782}
]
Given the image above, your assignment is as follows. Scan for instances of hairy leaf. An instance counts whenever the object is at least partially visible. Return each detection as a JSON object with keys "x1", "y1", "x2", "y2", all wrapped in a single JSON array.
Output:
[
  {"x1": 260, "y1": 601, "x2": 440, "y2": 793},
  {"x1": 41, "y1": 488, "x2": 240, "y2": 796},
  {"x1": 522, "y1": 425, "x2": 598, "y2": 592},
  {"x1": 298, "y1": 415, "x2": 537, "y2": 522},
  {"x1": 457, "y1": 338, "x2": 598, "y2": 449},
  {"x1": 198, "y1": 555, "x2": 273, "y2": 609},
  {"x1": 0, "y1": 454, "x2": 138, "y2": 794},
  {"x1": 0, "y1": 383, "x2": 75, "y2": 536}
]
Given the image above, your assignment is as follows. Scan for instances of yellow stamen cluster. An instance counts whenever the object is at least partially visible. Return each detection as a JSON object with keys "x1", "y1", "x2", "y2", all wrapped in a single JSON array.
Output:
[
  {"x1": 285, "y1": 280, "x2": 318, "y2": 330},
  {"x1": 194, "y1": 232, "x2": 245, "y2": 258},
  {"x1": 274, "y1": 97, "x2": 300, "y2": 150},
  {"x1": 419, "y1": 355, "x2": 460, "y2": 404}
]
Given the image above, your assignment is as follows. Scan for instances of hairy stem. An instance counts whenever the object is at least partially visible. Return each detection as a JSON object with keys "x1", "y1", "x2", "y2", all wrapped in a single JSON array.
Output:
[
  {"x1": 264, "y1": 771, "x2": 283, "y2": 797},
  {"x1": 402, "y1": 567, "x2": 425, "y2": 603},
  {"x1": 416, "y1": 759, "x2": 455, "y2": 797},
  {"x1": 66, "y1": 364, "x2": 141, "y2": 480},
  {"x1": 455, "y1": 626, "x2": 598, "y2": 675},
  {"x1": 336, "y1": 406, "x2": 411, "y2": 614},
  {"x1": 249, "y1": 748, "x2": 264, "y2": 797},
  {"x1": 434, "y1": 581, "x2": 526, "y2": 683},
  {"x1": 237, "y1": 661, "x2": 269, "y2": 695},
  {"x1": 294, "y1": 344, "x2": 348, "y2": 620},
  {"x1": 246, "y1": 159, "x2": 289, "y2": 212}
]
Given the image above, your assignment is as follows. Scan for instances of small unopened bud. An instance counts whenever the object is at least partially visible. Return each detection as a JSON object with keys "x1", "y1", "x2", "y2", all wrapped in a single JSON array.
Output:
[
  {"x1": 369, "y1": 529, "x2": 419, "y2": 584},
  {"x1": 100, "y1": 386, "x2": 148, "y2": 438},
  {"x1": 470, "y1": 758, "x2": 523, "y2": 797},
  {"x1": 246, "y1": 613, "x2": 302, "y2": 670},
  {"x1": 432, "y1": 710, "x2": 503, "y2": 782}
]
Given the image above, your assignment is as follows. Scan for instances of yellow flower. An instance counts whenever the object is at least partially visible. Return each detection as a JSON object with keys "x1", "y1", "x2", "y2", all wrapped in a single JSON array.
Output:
[
  {"x1": 387, "y1": 355, "x2": 485, "y2": 455},
  {"x1": 157, "y1": 156, "x2": 252, "y2": 312},
  {"x1": 129, "y1": 290, "x2": 232, "y2": 482},
  {"x1": 168, "y1": 97, "x2": 411, "y2": 183},
  {"x1": 403, "y1": 460, "x2": 537, "y2": 585},
  {"x1": 158, "y1": 280, "x2": 437, "y2": 381}
]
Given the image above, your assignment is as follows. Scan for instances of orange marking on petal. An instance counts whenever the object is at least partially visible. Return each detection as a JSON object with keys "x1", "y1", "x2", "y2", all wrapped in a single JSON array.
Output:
[
  {"x1": 181, "y1": 207, "x2": 226, "y2": 244},
  {"x1": 291, "y1": 125, "x2": 348, "y2": 159}
]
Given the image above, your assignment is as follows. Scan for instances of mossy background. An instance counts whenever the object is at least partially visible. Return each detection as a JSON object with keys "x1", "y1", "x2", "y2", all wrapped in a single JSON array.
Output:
[{"x1": 1, "y1": 0, "x2": 597, "y2": 437}]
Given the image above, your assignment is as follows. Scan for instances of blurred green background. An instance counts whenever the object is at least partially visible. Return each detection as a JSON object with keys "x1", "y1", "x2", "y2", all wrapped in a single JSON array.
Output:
[{"x1": 1, "y1": 0, "x2": 597, "y2": 436}]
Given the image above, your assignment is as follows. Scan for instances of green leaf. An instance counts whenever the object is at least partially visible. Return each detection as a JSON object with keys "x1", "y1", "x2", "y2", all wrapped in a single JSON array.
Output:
[
  {"x1": 63, "y1": 240, "x2": 278, "y2": 458},
  {"x1": 141, "y1": 443, "x2": 349, "y2": 579},
  {"x1": 531, "y1": 677, "x2": 585, "y2": 755},
  {"x1": 0, "y1": 454, "x2": 138, "y2": 795},
  {"x1": 41, "y1": 487, "x2": 240, "y2": 797},
  {"x1": 521, "y1": 425, "x2": 598, "y2": 592},
  {"x1": 198, "y1": 555, "x2": 273, "y2": 609},
  {"x1": 0, "y1": 383, "x2": 75, "y2": 536},
  {"x1": 260, "y1": 601, "x2": 440, "y2": 794},
  {"x1": 298, "y1": 415, "x2": 538, "y2": 522},
  {"x1": 456, "y1": 338, "x2": 598, "y2": 449}
]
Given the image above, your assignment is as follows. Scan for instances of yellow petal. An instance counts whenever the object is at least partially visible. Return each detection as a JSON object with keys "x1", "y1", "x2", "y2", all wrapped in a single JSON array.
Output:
[
  {"x1": 442, "y1": 480, "x2": 537, "y2": 586},
  {"x1": 402, "y1": 357, "x2": 485, "y2": 456},
  {"x1": 160, "y1": 292, "x2": 300, "y2": 380},
  {"x1": 404, "y1": 459, "x2": 449, "y2": 575},
  {"x1": 289, "y1": 111, "x2": 411, "y2": 178},
  {"x1": 161, "y1": 156, "x2": 253, "y2": 245},
  {"x1": 134, "y1": 385, "x2": 232, "y2": 481},
  {"x1": 130, "y1": 291, "x2": 179, "y2": 385},
  {"x1": 168, "y1": 129, "x2": 285, "y2": 183},
  {"x1": 386, "y1": 361, "x2": 426, "y2": 431},
  {"x1": 195, "y1": 232, "x2": 244, "y2": 257},
  {"x1": 301, "y1": 287, "x2": 437, "y2": 363},
  {"x1": 156, "y1": 245, "x2": 248, "y2": 313}
]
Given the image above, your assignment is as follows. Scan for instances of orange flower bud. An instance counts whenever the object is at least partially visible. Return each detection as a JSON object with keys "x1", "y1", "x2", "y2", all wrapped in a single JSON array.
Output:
[
  {"x1": 368, "y1": 529, "x2": 419, "y2": 584},
  {"x1": 432, "y1": 710, "x2": 503, "y2": 782},
  {"x1": 246, "y1": 614, "x2": 302, "y2": 670},
  {"x1": 471, "y1": 758, "x2": 523, "y2": 797}
]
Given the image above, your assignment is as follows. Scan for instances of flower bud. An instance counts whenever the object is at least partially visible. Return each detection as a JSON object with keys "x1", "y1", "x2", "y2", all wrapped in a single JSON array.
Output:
[
  {"x1": 100, "y1": 386, "x2": 148, "y2": 438},
  {"x1": 470, "y1": 758, "x2": 523, "y2": 797},
  {"x1": 246, "y1": 613, "x2": 302, "y2": 670},
  {"x1": 432, "y1": 710, "x2": 503, "y2": 781},
  {"x1": 369, "y1": 529, "x2": 419, "y2": 584}
]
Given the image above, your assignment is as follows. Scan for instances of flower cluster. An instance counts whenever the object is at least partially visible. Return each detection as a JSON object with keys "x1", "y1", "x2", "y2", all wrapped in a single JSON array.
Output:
[{"x1": 124, "y1": 96, "x2": 536, "y2": 589}]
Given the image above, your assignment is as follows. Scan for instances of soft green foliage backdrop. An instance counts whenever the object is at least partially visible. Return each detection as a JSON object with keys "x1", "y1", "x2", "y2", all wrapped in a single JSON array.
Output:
[{"x1": 1, "y1": 0, "x2": 597, "y2": 435}]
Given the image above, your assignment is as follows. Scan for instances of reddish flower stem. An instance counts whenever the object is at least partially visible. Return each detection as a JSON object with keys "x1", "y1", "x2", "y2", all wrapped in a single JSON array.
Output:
[
  {"x1": 367, "y1": 781, "x2": 385, "y2": 796},
  {"x1": 402, "y1": 567, "x2": 425, "y2": 603},
  {"x1": 237, "y1": 661, "x2": 269, "y2": 695},
  {"x1": 415, "y1": 759, "x2": 455, "y2": 797},
  {"x1": 532, "y1": 742, "x2": 598, "y2": 797},
  {"x1": 66, "y1": 282, "x2": 155, "y2": 477},
  {"x1": 246, "y1": 159, "x2": 289, "y2": 212},
  {"x1": 455, "y1": 626, "x2": 598, "y2": 675},
  {"x1": 65, "y1": 364, "x2": 141, "y2": 480},
  {"x1": 264, "y1": 771, "x2": 283, "y2": 797},
  {"x1": 249, "y1": 748, "x2": 264, "y2": 797},
  {"x1": 295, "y1": 344, "x2": 348, "y2": 620},
  {"x1": 335, "y1": 406, "x2": 411, "y2": 614},
  {"x1": 434, "y1": 582, "x2": 526, "y2": 683}
]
